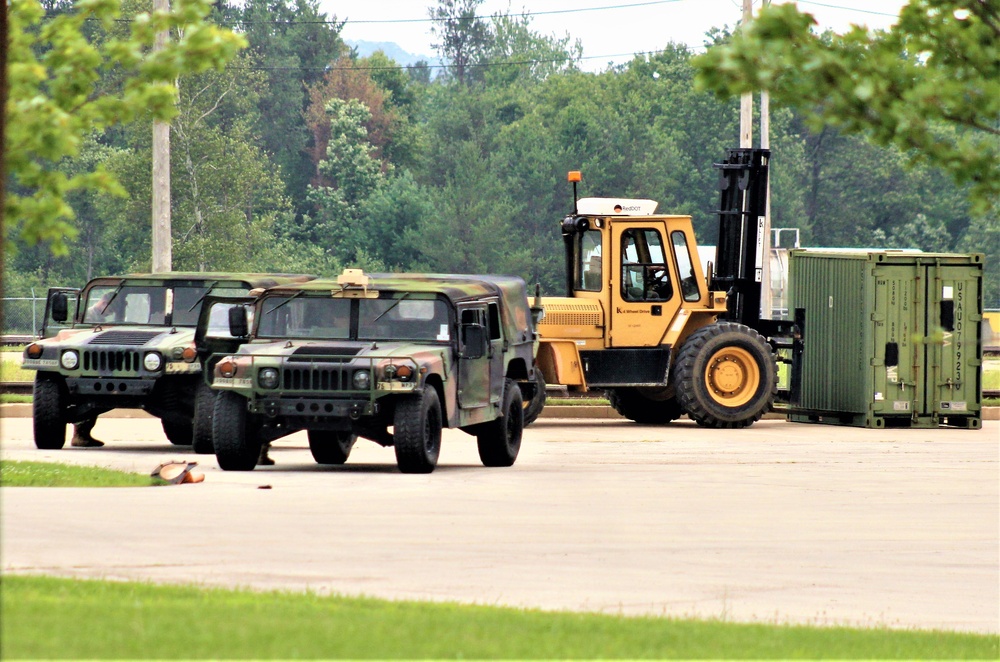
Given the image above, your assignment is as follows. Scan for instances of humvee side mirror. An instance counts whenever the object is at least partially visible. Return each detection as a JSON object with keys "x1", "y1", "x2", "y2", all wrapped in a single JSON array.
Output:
[
  {"x1": 228, "y1": 306, "x2": 249, "y2": 338},
  {"x1": 462, "y1": 324, "x2": 487, "y2": 359},
  {"x1": 51, "y1": 292, "x2": 69, "y2": 323}
]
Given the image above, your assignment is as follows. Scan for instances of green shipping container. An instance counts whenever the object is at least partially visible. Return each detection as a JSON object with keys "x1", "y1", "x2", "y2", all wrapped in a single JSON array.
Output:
[{"x1": 788, "y1": 249, "x2": 983, "y2": 429}]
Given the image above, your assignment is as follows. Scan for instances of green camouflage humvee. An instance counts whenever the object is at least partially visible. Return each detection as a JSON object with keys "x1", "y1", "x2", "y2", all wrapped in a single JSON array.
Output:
[
  {"x1": 22, "y1": 273, "x2": 315, "y2": 452},
  {"x1": 197, "y1": 269, "x2": 541, "y2": 473}
]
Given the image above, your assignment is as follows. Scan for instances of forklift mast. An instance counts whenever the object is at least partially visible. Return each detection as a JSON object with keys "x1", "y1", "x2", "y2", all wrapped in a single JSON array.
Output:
[{"x1": 712, "y1": 148, "x2": 770, "y2": 329}]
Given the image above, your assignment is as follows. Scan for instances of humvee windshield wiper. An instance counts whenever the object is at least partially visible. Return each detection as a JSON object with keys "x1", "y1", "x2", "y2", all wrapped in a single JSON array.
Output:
[
  {"x1": 372, "y1": 292, "x2": 409, "y2": 323},
  {"x1": 263, "y1": 290, "x2": 304, "y2": 316},
  {"x1": 98, "y1": 280, "x2": 127, "y2": 314},
  {"x1": 186, "y1": 281, "x2": 220, "y2": 313}
]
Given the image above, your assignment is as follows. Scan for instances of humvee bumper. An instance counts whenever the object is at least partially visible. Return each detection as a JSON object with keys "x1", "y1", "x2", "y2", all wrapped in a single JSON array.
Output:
[
  {"x1": 250, "y1": 397, "x2": 380, "y2": 420},
  {"x1": 66, "y1": 376, "x2": 159, "y2": 396}
]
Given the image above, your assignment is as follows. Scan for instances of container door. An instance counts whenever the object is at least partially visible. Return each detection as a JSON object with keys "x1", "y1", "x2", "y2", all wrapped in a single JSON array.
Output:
[
  {"x1": 870, "y1": 265, "x2": 922, "y2": 417},
  {"x1": 925, "y1": 261, "x2": 983, "y2": 416}
]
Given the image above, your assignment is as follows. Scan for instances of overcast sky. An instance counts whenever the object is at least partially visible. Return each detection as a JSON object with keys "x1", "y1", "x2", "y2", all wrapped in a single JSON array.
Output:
[{"x1": 319, "y1": 0, "x2": 911, "y2": 71}]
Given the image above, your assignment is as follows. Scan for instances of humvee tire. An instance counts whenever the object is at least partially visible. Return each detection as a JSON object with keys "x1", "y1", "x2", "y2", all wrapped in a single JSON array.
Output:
[
  {"x1": 192, "y1": 381, "x2": 216, "y2": 454},
  {"x1": 308, "y1": 430, "x2": 357, "y2": 465},
  {"x1": 213, "y1": 391, "x2": 261, "y2": 471},
  {"x1": 162, "y1": 419, "x2": 193, "y2": 446},
  {"x1": 477, "y1": 380, "x2": 523, "y2": 467},
  {"x1": 522, "y1": 371, "x2": 546, "y2": 426},
  {"x1": 33, "y1": 372, "x2": 67, "y2": 450},
  {"x1": 394, "y1": 388, "x2": 442, "y2": 474}
]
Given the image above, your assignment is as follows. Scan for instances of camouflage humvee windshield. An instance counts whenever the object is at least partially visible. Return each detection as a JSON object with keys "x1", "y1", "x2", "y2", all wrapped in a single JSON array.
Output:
[
  {"x1": 202, "y1": 269, "x2": 540, "y2": 473},
  {"x1": 23, "y1": 272, "x2": 315, "y2": 452}
]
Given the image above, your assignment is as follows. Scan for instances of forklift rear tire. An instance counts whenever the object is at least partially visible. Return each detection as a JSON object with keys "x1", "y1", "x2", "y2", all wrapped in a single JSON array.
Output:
[
  {"x1": 606, "y1": 387, "x2": 684, "y2": 424},
  {"x1": 674, "y1": 322, "x2": 776, "y2": 428}
]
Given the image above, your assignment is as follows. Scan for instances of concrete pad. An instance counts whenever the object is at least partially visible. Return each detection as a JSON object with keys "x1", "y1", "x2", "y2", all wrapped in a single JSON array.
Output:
[{"x1": 1, "y1": 414, "x2": 997, "y2": 633}]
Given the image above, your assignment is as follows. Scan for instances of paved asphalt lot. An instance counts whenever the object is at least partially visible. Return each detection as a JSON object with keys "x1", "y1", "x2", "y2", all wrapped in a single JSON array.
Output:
[{"x1": 1, "y1": 412, "x2": 997, "y2": 633}]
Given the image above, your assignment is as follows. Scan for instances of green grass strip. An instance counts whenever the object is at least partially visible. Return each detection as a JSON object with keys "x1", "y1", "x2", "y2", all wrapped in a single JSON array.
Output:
[
  {"x1": 0, "y1": 460, "x2": 161, "y2": 487},
  {"x1": 1, "y1": 576, "x2": 995, "y2": 659},
  {"x1": 0, "y1": 357, "x2": 33, "y2": 382}
]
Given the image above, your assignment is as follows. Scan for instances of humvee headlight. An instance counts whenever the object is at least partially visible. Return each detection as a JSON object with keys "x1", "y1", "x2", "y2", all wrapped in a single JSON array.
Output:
[
  {"x1": 353, "y1": 370, "x2": 371, "y2": 390},
  {"x1": 181, "y1": 346, "x2": 198, "y2": 363},
  {"x1": 258, "y1": 368, "x2": 279, "y2": 390},
  {"x1": 143, "y1": 352, "x2": 163, "y2": 372},
  {"x1": 26, "y1": 343, "x2": 43, "y2": 359},
  {"x1": 60, "y1": 350, "x2": 79, "y2": 370}
]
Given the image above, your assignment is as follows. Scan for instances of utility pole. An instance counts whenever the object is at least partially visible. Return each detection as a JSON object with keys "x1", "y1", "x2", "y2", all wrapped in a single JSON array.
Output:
[
  {"x1": 739, "y1": 0, "x2": 753, "y2": 149},
  {"x1": 151, "y1": 0, "x2": 172, "y2": 273},
  {"x1": 760, "y1": 0, "x2": 773, "y2": 317},
  {"x1": 738, "y1": 0, "x2": 775, "y2": 318}
]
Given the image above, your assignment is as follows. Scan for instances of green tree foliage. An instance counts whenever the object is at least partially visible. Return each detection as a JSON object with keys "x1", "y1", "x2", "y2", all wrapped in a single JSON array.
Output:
[
  {"x1": 5, "y1": 0, "x2": 246, "y2": 254},
  {"x1": 80, "y1": 53, "x2": 296, "y2": 274},
  {"x1": 222, "y1": 0, "x2": 345, "y2": 216},
  {"x1": 483, "y1": 11, "x2": 582, "y2": 87},
  {"x1": 692, "y1": 0, "x2": 1000, "y2": 214},
  {"x1": 429, "y1": 0, "x2": 491, "y2": 86},
  {"x1": 5, "y1": 1, "x2": 992, "y2": 307},
  {"x1": 302, "y1": 98, "x2": 388, "y2": 265},
  {"x1": 304, "y1": 55, "x2": 398, "y2": 175}
]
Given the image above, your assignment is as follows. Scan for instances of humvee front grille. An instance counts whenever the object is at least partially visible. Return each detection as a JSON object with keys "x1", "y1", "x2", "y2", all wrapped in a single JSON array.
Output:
[
  {"x1": 88, "y1": 330, "x2": 161, "y2": 346},
  {"x1": 282, "y1": 366, "x2": 350, "y2": 391},
  {"x1": 83, "y1": 349, "x2": 142, "y2": 373}
]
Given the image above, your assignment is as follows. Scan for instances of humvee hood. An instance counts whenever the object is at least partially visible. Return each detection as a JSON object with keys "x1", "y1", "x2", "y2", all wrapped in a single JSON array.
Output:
[
  {"x1": 237, "y1": 340, "x2": 443, "y2": 359},
  {"x1": 54, "y1": 326, "x2": 194, "y2": 349}
]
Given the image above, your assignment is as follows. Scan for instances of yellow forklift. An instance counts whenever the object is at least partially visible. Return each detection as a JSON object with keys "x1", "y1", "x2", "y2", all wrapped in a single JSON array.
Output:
[{"x1": 533, "y1": 149, "x2": 798, "y2": 428}]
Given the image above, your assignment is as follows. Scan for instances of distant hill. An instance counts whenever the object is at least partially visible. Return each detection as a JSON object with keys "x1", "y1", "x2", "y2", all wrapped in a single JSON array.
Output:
[{"x1": 345, "y1": 40, "x2": 442, "y2": 69}]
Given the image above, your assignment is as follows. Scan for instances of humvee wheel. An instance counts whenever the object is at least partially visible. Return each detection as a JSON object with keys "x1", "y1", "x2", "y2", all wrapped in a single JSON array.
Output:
[
  {"x1": 675, "y1": 322, "x2": 776, "y2": 428},
  {"x1": 607, "y1": 387, "x2": 684, "y2": 424},
  {"x1": 162, "y1": 419, "x2": 193, "y2": 446},
  {"x1": 477, "y1": 380, "x2": 523, "y2": 467},
  {"x1": 394, "y1": 388, "x2": 442, "y2": 474},
  {"x1": 522, "y1": 371, "x2": 546, "y2": 426},
  {"x1": 34, "y1": 372, "x2": 67, "y2": 449},
  {"x1": 213, "y1": 391, "x2": 260, "y2": 471},
  {"x1": 308, "y1": 430, "x2": 357, "y2": 465},
  {"x1": 192, "y1": 381, "x2": 217, "y2": 454}
]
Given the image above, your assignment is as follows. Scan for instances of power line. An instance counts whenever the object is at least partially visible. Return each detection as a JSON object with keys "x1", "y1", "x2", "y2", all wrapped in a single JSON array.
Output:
[
  {"x1": 340, "y1": 0, "x2": 685, "y2": 25},
  {"x1": 795, "y1": 1, "x2": 902, "y2": 19},
  {"x1": 228, "y1": 46, "x2": 705, "y2": 73},
  {"x1": 63, "y1": 0, "x2": 688, "y2": 26}
]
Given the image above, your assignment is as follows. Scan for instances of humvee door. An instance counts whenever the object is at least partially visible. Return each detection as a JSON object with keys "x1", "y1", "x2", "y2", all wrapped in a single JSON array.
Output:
[
  {"x1": 41, "y1": 287, "x2": 81, "y2": 338},
  {"x1": 194, "y1": 296, "x2": 256, "y2": 374}
]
